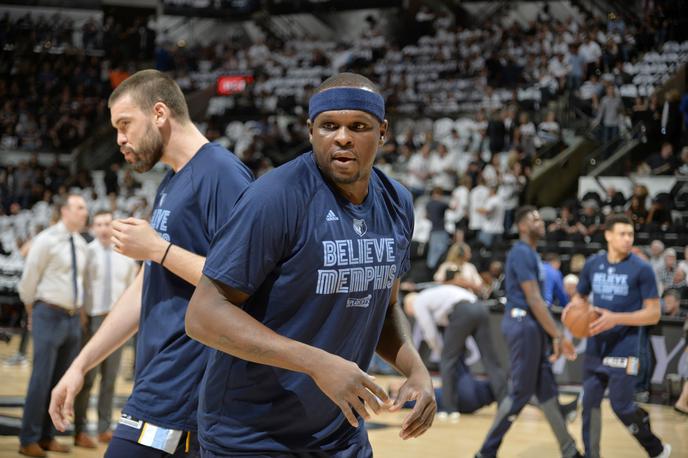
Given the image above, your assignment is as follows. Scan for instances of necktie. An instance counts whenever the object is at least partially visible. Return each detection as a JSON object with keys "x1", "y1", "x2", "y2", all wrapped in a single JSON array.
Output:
[
  {"x1": 69, "y1": 235, "x2": 78, "y2": 307},
  {"x1": 102, "y1": 247, "x2": 112, "y2": 310}
]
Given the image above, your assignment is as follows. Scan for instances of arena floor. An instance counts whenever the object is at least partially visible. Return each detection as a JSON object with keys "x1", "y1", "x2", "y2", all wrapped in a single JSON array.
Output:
[{"x1": 0, "y1": 342, "x2": 685, "y2": 458}]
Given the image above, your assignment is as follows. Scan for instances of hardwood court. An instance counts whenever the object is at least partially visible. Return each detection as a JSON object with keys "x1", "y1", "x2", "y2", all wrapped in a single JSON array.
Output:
[{"x1": 0, "y1": 343, "x2": 685, "y2": 458}]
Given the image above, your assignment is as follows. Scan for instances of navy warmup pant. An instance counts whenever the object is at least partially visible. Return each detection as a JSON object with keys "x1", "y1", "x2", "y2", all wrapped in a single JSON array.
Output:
[
  {"x1": 479, "y1": 310, "x2": 577, "y2": 457},
  {"x1": 582, "y1": 355, "x2": 663, "y2": 458}
]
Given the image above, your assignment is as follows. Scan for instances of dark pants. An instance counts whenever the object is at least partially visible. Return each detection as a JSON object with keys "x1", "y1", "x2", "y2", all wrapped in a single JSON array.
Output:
[
  {"x1": 74, "y1": 313, "x2": 123, "y2": 434},
  {"x1": 106, "y1": 433, "x2": 200, "y2": 458},
  {"x1": 582, "y1": 355, "x2": 663, "y2": 458},
  {"x1": 19, "y1": 302, "x2": 81, "y2": 445},
  {"x1": 440, "y1": 301, "x2": 507, "y2": 413},
  {"x1": 479, "y1": 311, "x2": 577, "y2": 457},
  {"x1": 200, "y1": 439, "x2": 372, "y2": 458}
]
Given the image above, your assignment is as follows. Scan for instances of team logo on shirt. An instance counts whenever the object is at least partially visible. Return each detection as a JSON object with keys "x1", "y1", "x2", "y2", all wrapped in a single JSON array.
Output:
[{"x1": 353, "y1": 218, "x2": 367, "y2": 237}]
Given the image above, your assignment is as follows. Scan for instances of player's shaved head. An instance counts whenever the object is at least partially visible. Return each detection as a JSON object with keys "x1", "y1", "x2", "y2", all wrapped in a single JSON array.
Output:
[{"x1": 316, "y1": 72, "x2": 381, "y2": 94}]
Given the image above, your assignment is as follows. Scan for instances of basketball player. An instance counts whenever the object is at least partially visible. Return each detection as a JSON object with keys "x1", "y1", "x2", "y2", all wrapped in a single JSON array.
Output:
[
  {"x1": 48, "y1": 70, "x2": 253, "y2": 457},
  {"x1": 185, "y1": 73, "x2": 436, "y2": 456},
  {"x1": 565, "y1": 214, "x2": 671, "y2": 458},
  {"x1": 476, "y1": 206, "x2": 581, "y2": 458}
]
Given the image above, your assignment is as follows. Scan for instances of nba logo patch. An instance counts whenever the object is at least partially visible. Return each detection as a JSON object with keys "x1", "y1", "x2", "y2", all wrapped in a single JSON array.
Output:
[{"x1": 353, "y1": 219, "x2": 367, "y2": 237}]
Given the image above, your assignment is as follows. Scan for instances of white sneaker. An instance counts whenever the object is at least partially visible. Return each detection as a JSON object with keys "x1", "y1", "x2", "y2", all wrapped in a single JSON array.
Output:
[
  {"x1": 436, "y1": 411, "x2": 448, "y2": 421},
  {"x1": 448, "y1": 412, "x2": 460, "y2": 423},
  {"x1": 653, "y1": 444, "x2": 671, "y2": 458},
  {"x1": 3, "y1": 353, "x2": 28, "y2": 367}
]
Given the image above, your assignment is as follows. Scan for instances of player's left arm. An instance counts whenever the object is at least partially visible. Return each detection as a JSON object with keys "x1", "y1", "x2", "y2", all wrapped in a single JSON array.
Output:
[
  {"x1": 376, "y1": 279, "x2": 436, "y2": 440},
  {"x1": 112, "y1": 217, "x2": 205, "y2": 286}
]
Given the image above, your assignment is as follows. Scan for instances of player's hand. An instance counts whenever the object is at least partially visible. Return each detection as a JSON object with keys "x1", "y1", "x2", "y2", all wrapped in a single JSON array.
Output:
[
  {"x1": 112, "y1": 218, "x2": 166, "y2": 261},
  {"x1": 49, "y1": 367, "x2": 85, "y2": 432},
  {"x1": 589, "y1": 307, "x2": 617, "y2": 336},
  {"x1": 560, "y1": 337, "x2": 577, "y2": 361},
  {"x1": 389, "y1": 369, "x2": 436, "y2": 440},
  {"x1": 549, "y1": 336, "x2": 562, "y2": 362},
  {"x1": 309, "y1": 354, "x2": 390, "y2": 428}
]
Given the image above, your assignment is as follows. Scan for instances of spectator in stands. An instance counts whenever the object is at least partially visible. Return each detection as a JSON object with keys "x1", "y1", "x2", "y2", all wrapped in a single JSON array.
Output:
[
  {"x1": 661, "y1": 289, "x2": 682, "y2": 317},
  {"x1": 426, "y1": 187, "x2": 450, "y2": 270},
  {"x1": 500, "y1": 159, "x2": 525, "y2": 234},
  {"x1": 430, "y1": 143, "x2": 457, "y2": 191},
  {"x1": 678, "y1": 246, "x2": 688, "y2": 277},
  {"x1": 646, "y1": 194, "x2": 673, "y2": 229},
  {"x1": 547, "y1": 205, "x2": 580, "y2": 241},
  {"x1": 649, "y1": 240, "x2": 666, "y2": 276},
  {"x1": 656, "y1": 248, "x2": 678, "y2": 294},
  {"x1": 468, "y1": 174, "x2": 489, "y2": 240},
  {"x1": 593, "y1": 84, "x2": 624, "y2": 146},
  {"x1": 477, "y1": 183, "x2": 505, "y2": 248},
  {"x1": 563, "y1": 274, "x2": 579, "y2": 302},
  {"x1": 660, "y1": 89, "x2": 683, "y2": 151},
  {"x1": 565, "y1": 45, "x2": 585, "y2": 91},
  {"x1": 487, "y1": 110, "x2": 507, "y2": 155},
  {"x1": 542, "y1": 253, "x2": 569, "y2": 307},
  {"x1": 434, "y1": 242, "x2": 485, "y2": 297},
  {"x1": 406, "y1": 143, "x2": 433, "y2": 197},
  {"x1": 601, "y1": 186, "x2": 626, "y2": 213},
  {"x1": 537, "y1": 112, "x2": 561, "y2": 145},
  {"x1": 642, "y1": 142, "x2": 678, "y2": 175},
  {"x1": 626, "y1": 194, "x2": 649, "y2": 228},
  {"x1": 676, "y1": 146, "x2": 688, "y2": 176},
  {"x1": 576, "y1": 199, "x2": 603, "y2": 241},
  {"x1": 513, "y1": 112, "x2": 539, "y2": 157},
  {"x1": 17, "y1": 194, "x2": 89, "y2": 456},
  {"x1": 580, "y1": 34, "x2": 603, "y2": 78},
  {"x1": 448, "y1": 175, "x2": 471, "y2": 232},
  {"x1": 481, "y1": 260, "x2": 505, "y2": 299},
  {"x1": 569, "y1": 253, "x2": 586, "y2": 276}
]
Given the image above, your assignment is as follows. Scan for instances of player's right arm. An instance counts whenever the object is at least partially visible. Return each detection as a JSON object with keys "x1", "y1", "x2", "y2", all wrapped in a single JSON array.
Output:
[
  {"x1": 522, "y1": 279, "x2": 576, "y2": 362},
  {"x1": 186, "y1": 275, "x2": 390, "y2": 428},
  {"x1": 49, "y1": 267, "x2": 143, "y2": 431}
]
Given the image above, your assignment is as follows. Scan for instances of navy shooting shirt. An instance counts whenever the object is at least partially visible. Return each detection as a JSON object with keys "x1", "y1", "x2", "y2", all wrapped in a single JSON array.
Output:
[
  {"x1": 121, "y1": 143, "x2": 253, "y2": 431},
  {"x1": 504, "y1": 240, "x2": 545, "y2": 312},
  {"x1": 200, "y1": 152, "x2": 414, "y2": 454},
  {"x1": 576, "y1": 252, "x2": 659, "y2": 358}
]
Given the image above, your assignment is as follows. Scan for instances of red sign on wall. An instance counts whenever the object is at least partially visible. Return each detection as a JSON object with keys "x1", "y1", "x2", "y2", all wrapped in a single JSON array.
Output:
[{"x1": 216, "y1": 75, "x2": 254, "y2": 95}]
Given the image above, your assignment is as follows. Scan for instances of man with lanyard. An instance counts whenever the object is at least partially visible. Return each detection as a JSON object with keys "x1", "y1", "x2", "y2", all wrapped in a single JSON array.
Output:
[
  {"x1": 185, "y1": 72, "x2": 436, "y2": 457},
  {"x1": 49, "y1": 69, "x2": 253, "y2": 457},
  {"x1": 476, "y1": 206, "x2": 581, "y2": 458},
  {"x1": 565, "y1": 214, "x2": 671, "y2": 458}
]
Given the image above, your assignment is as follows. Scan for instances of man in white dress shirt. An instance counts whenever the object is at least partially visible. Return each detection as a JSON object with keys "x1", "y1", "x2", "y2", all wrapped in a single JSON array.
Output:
[
  {"x1": 73, "y1": 210, "x2": 139, "y2": 447},
  {"x1": 17, "y1": 194, "x2": 89, "y2": 457}
]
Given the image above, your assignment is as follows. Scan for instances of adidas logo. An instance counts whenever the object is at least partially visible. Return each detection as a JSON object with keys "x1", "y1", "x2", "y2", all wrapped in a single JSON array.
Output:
[{"x1": 326, "y1": 210, "x2": 339, "y2": 222}]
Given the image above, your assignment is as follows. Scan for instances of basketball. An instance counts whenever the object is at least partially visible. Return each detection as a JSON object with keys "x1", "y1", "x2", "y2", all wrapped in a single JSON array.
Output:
[{"x1": 562, "y1": 302, "x2": 600, "y2": 339}]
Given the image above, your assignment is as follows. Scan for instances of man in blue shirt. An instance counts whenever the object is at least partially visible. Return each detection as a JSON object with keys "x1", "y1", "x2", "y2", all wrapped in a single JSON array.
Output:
[
  {"x1": 542, "y1": 253, "x2": 570, "y2": 307},
  {"x1": 48, "y1": 69, "x2": 253, "y2": 457},
  {"x1": 565, "y1": 214, "x2": 671, "y2": 458},
  {"x1": 186, "y1": 73, "x2": 436, "y2": 457},
  {"x1": 477, "y1": 206, "x2": 580, "y2": 458}
]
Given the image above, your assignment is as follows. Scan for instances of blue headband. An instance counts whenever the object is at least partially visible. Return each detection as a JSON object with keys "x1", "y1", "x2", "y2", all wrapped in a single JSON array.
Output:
[{"x1": 308, "y1": 87, "x2": 385, "y2": 122}]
